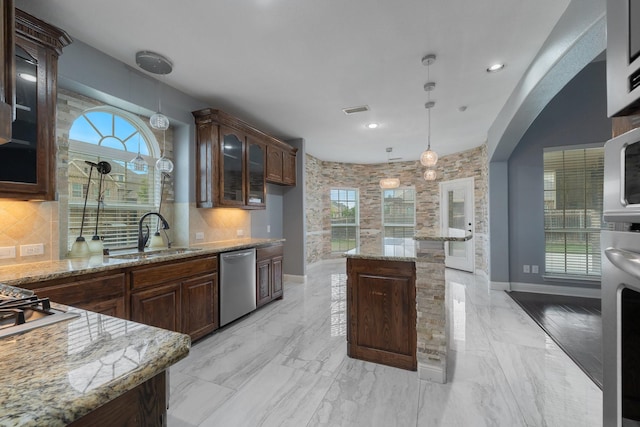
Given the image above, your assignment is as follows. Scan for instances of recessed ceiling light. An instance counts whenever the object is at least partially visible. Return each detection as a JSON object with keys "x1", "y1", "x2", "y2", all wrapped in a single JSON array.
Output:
[
  {"x1": 18, "y1": 73, "x2": 37, "y2": 82},
  {"x1": 367, "y1": 123, "x2": 379, "y2": 129},
  {"x1": 487, "y1": 63, "x2": 505, "y2": 73}
]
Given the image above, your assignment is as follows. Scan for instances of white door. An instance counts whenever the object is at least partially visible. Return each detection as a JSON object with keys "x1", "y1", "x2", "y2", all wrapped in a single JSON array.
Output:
[{"x1": 440, "y1": 177, "x2": 474, "y2": 272}]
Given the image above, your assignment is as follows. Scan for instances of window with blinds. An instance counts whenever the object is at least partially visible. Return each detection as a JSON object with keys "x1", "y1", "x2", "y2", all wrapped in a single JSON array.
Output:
[
  {"x1": 382, "y1": 188, "x2": 415, "y2": 255},
  {"x1": 68, "y1": 109, "x2": 160, "y2": 251},
  {"x1": 543, "y1": 146, "x2": 609, "y2": 278},
  {"x1": 330, "y1": 188, "x2": 359, "y2": 253}
]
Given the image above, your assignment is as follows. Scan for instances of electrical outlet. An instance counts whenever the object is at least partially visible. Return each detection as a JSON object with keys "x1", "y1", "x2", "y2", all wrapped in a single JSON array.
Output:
[
  {"x1": 195, "y1": 231, "x2": 204, "y2": 241},
  {"x1": 0, "y1": 246, "x2": 16, "y2": 259},
  {"x1": 531, "y1": 265, "x2": 539, "y2": 274},
  {"x1": 20, "y1": 243, "x2": 44, "y2": 257},
  {"x1": 267, "y1": 225, "x2": 271, "y2": 233},
  {"x1": 523, "y1": 264, "x2": 530, "y2": 273},
  {"x1": 237, "y1": 229, "x2": 244, "y2": 237}
]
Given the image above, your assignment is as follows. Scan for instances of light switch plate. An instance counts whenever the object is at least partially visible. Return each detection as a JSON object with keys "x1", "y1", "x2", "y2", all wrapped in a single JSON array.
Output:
[
  {"x1": 195, "y1": 231, "x2": 204, "y2": 241},
  {"x1": 523, "y1": 265, "x2": 530, "y2": 273},
  {"x1": 20, "y1": 243, "x2": 44, "y2": 256},
  {"x1": 237, "y1": 229, "x2": 244, "y2": 237},
  {"x1": 531, "y1": 265, "x2": 539, "y2": 274},
  {"x1": 0, "y1": 246, "x2": 16, "y2": 259}
]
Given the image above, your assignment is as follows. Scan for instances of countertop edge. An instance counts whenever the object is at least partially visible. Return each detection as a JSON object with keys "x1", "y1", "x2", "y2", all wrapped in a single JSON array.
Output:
[{"x1": 0, "y1": 238, "x2": 285, "y2": 286}]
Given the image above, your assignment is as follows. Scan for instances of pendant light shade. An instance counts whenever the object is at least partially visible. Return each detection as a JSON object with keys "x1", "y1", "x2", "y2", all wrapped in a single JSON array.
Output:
[
  {"x1": 150, "y1": 112, "x2": 170, "y2": 131},
  {"x1": 420, "y1": 148, "x2": 438, "y2": 167},
  {"x1": 424, "y1": 169, "x2": 437, "y2": 181},
  {"x1": 379, "y1": 177, "x2": 400, "y2": 189},
  {"x1": 380, "y1": 147, "x2": 400, "y2": 189}
]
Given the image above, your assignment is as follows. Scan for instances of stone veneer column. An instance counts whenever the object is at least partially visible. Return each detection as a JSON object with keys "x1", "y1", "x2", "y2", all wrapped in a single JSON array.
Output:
[{"x1": 415, "y1": 239, "x2": 447, "y2": 383}]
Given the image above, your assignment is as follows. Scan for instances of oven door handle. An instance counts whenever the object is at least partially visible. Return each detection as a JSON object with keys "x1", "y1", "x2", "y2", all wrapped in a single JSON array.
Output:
[{"x1": 605, "y1": 247, "x2": 640, "y2": 281}]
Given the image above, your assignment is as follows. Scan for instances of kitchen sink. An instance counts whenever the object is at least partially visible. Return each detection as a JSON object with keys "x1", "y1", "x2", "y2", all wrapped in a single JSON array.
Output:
[{"x1": 109, "y1": 247, "x2": 203, "y2": 260}]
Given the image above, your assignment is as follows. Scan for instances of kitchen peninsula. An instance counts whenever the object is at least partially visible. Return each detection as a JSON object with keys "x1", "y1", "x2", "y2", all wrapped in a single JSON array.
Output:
[
  {"x1": 345, "y1": 233, "x2": 472, "y2": 383},
  {"x1": 0, "y1": 238, "x2": 284, "y2": 426},
  {"x1": 0, "y1": 305, "x2": 190, "y2": 426}
]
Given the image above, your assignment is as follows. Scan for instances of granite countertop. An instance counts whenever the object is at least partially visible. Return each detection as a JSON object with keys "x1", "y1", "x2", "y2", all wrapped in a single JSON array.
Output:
[
  {"x1": 0, "y1": 305, "x2": 190, "y2": 426},
  {"x1": 0, "y1": 238, "x2": 284, "y2": 286},
  {"x1": 344, "y1": 240, "x2": 417, "y2": 262},
  {"x1": 413, "y1": 233, "x2": 473, "y2": 242}
]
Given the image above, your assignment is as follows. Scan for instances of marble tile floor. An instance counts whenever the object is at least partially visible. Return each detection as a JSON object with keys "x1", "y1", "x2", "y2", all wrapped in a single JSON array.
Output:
[{"x1": 167, "y1": 260, "x2": 602, "y2": 427}]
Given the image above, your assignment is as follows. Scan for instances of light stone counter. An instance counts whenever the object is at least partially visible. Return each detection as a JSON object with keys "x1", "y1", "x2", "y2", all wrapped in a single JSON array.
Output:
[
  {"x1": 0, "y1": 238, "x2": 284, "y2": 286},
  {"x1": 0, "y1": 305, "x2": 190, "y2": 426},
  {"x1": 413, "y1": 233, "x2": 471, "y2": 383}
]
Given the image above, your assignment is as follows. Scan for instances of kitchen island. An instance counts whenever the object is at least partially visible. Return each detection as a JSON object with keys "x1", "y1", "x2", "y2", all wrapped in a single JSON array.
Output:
[
  {"x1": 0, "y1": 304, "x2": 190, "y2": 426},
  {"x1": 345, "y1": 233, "x2": 471, "y2": 383}
]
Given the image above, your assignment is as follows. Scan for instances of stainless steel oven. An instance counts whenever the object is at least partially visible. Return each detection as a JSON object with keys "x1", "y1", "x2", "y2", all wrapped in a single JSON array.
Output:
[
  {"x1": 603, "y1": 230, "x2": 640, "y2": 426},
  {"x1": 604, "y1": 126, "x2": 640, "y2": 223},
  {"x1": 602, "y1": 126, "x2": 640, "y2": 425}
]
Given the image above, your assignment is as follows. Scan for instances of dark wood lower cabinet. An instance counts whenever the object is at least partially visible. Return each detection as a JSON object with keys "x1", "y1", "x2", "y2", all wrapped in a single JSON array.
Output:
[
  {"x1": 69, "y1": 371, "x2": 167, "y2": 427},
  {"x1": 182, "y1": 273, "x2": 218, "y2": 341},
  {"x1": 256, "y1": 243, "x2": 284, "y2": 307},
  {"x1": 131, "y1": 282, "x2": 181, "y2": 332},
  {"x1": 129, "y1": 256, "x2": 218, "y2": 341},
  {"x1": 346, "y1": 257, "x2": 417, "y2": 371},
  {"x1": 29, "y1": 272, "x2": 126, "y2": 318}
]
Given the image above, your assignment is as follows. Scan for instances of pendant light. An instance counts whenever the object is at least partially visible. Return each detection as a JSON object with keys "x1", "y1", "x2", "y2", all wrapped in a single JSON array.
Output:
[
  {"x1": 131, "y1": 133, "x2": 148, "y2": 172},
  {"x1": 380, "y1": 147, "x2": 400, "y2": 189},
  {"x1": 420, "y1": 54, "x2": 438, "y2": 169},
  {"x1": 135, "y1": 50, "x2": 174, "y2": 173}
]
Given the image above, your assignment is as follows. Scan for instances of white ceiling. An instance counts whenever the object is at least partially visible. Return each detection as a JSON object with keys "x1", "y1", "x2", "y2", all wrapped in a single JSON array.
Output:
[{"x1": 16, "y1": 0, "x2": 571, "y2": 164}]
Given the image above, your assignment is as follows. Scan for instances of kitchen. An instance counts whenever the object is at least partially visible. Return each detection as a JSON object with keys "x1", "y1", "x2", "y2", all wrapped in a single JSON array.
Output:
[{"x1": 0, "y1": 0, "x2": 625, "y2": 425}]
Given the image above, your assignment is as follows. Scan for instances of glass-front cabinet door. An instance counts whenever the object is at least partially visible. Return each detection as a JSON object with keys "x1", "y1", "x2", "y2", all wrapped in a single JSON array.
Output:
[
  {"x1": 219, "y1": 126, "x2": 245, "y2": 206},
  {"x1": 0, "y1": 10, "x2": 70, "y2": 200},
  {"x1": 246, "y1": 136, "x2": 265, "y2": 208}
]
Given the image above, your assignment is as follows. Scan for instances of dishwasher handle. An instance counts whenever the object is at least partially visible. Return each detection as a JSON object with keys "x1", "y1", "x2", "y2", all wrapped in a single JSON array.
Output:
[{"x1": 222, "y1": 251, "x2": 254, "y2": 260}]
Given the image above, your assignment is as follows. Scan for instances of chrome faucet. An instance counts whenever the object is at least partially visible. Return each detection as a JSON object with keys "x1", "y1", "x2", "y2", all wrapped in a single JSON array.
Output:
[{"x1": 138, "y1": 212, "x2": 170, "y2": 252}]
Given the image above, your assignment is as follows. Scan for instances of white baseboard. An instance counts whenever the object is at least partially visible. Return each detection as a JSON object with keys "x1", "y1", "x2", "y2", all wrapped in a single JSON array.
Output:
[
  {"x1": 284, "y1": 274, "x2": 306, "y2": 284},
  {"x1": 490, "y1": 281, "x2": 511, "y2": 291},
  {"x1": 418, "y1": 362, "x2": 446, "y2": 384},
  {"x1": 509, "y1": 282, "x2": 601, "y2": 298}
]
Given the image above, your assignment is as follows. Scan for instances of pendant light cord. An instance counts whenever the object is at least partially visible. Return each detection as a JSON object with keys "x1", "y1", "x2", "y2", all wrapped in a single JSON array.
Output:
[{"x1": 427, "y1": 60, "x2": 432, "y2": 151}]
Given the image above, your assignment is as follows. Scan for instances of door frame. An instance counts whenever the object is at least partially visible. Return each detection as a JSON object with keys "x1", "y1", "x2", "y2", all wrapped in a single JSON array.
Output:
[{"x1": 439, "y1": 177, "x2": 475, "y2": 273}]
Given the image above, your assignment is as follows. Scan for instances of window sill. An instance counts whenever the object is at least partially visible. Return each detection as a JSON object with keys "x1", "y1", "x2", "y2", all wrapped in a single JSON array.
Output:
[{"x1": 542, "y1": 274, "x2": 601, "y2": 284}]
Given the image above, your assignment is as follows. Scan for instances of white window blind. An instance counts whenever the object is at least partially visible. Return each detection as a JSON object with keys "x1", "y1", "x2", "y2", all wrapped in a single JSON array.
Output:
[
  {"x1": 543, "y1": 146, "x2": 608, "y2": 278},
  {"x1": 330, "y1": 188, "x2": 359, "y2": 253}
]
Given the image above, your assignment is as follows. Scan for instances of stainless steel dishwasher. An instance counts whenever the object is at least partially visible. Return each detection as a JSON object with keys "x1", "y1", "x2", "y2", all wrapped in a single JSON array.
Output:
[{"x1": 219, "y1": 248, "x2": 256, "y2": 326}]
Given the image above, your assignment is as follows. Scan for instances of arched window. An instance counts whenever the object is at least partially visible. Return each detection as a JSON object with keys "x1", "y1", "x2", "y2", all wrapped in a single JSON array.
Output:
[{"x1": 67, "y1": 107, "x2": 161, "y2": 251}]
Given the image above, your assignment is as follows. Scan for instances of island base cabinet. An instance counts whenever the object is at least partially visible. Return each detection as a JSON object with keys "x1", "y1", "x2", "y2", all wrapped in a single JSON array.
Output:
[
  {"x1": 346, "y1": 258, "x2": 417, "y2": 371},
  {"x1": 69, "y1": 371, "x2": 167, "y2": 427}
]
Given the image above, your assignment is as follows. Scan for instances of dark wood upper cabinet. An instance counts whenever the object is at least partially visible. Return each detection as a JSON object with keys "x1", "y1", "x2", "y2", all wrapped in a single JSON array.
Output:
[
  {"x1": 265, "y1": 137, "x2": 297, "y2": 186},
  {"x1": 0, "y1": 0, "x2": 15, "y2": 145},
  {"x1": 192, "y1": 108, "x2": 295, "y2": 209},
  {"x1": 0, "y1": 8, "x2": 70, "y2": 200}
]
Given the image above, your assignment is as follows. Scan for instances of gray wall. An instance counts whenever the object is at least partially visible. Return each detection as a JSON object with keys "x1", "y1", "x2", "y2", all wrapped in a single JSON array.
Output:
[
  {"x1": 54, "y1": 38, "x2": 301, "y2": 267},
  {"x1": 283, "y1": 139, "x2": 306, "y2": 277},
  {"x1": 251, "y1": 185, "x2": 284, "y2": 238},
  {"x1": 507, "y1": 61, "x2": 611, "y2": 287}
]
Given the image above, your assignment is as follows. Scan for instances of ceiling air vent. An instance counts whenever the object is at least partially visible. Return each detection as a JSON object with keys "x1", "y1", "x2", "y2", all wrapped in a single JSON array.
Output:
[{"x1": 342, "y1": 105, "x2": 370, "y2": 115}]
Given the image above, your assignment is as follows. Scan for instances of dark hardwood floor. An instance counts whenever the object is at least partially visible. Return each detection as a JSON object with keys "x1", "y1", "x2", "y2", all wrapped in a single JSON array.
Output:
[{"x1": 507, "y1": 291, "x2": 602, "y2": 389}]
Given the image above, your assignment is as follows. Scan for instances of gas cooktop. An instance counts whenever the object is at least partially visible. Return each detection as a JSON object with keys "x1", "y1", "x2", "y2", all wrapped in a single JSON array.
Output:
[{"x1": 0, "y1": 283, "x2": 80, "y2": 339}]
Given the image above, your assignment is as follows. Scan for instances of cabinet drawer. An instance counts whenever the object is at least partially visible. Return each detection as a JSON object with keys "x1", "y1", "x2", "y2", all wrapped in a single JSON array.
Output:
[
  {"x1": 131, "y1": 256, "x2": 217, "y2": 290},
  {"x1": 33, "y1": 273, "x2": 125, "y2": 307},
  {"x1": 257, "y1": 244, "x2": 283, "y2": 261}
]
